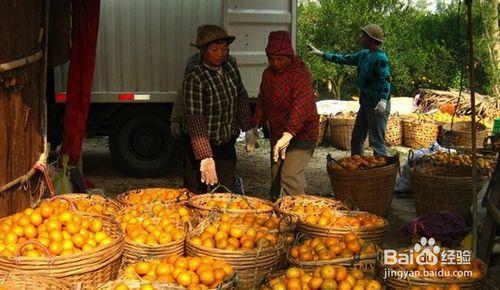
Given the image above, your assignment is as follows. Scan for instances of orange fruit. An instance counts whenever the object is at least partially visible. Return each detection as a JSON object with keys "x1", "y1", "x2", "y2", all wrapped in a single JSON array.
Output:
[
  {"x1": 113, "y1": 282, "x2": 129, "y2": 290},
  {"x1": 365, "y1": 280, "x2": 382, "y2": 290},
  {"x1": 39, "y1": 204, "x2": 53, "y2": 218},
  {"x1": 176, "y1": 271, "x2": 192, "y2": 287},
  {"x1": 346, "y1": 241, "x2": 361, "y2": 253},
  {"x1": 309, "y1": 277, "x2": 323, "y2": 289},
  {"x1": 29, "y1": 212, "x2": 43, "y2": 226},
  {"x1": 49, "y1": 241, "x2": 63, "y2": 255},
  {"x1": 49, "y1": 230, "x2": 64, "y2": 242},
  {"x1": 58, "y1": 211, "x2": 73, "y2": 224},
  {"x1": 335, "y1": 266, "x2": 348, "y2": 282},
  {"x1": 285, "y1": 278, "x2": 302, "y2": 290},
  {"x1": 320, "y1": 265, "x2": 336, "y2": 280},
  {"x1": 175, "y1": 257, "x2": 190, "y2": 270},
  {"x1": 46, "y1": 220, "x2": 62, "y2": 232},
  {"x1": 140, "y1": 283, "x2": 154, "y2": 290},
  {"x1": 71, "y1": 234, "x2": 86, "y2": 249},
  {"x1": 199, "y1": 269, "x2": 215, "y2": 286},
  {"x1": 135, "y1": 261, "x2": 152, "y2": 275},
  {"x1": 229, "y1": 227, "x2": 243, "y2": 239},
  {"x1": 286, "y1": 267, "x2": 302, "y2": 279},
  {"x1": 343, "y1": 233, "x2": 357, "y2": 243},
  {"x1": 66, "y1": 221, "x2": 81, "y2": 235},
  {"x1": 4, "y1": 232, "x2": 18, "y2": 244},
  {"x1": 89, "y1": 220, "x2": 103, "y2": 233},
  {"x1": 321, "y1": 278, "x2": 338, "y2": 290}
]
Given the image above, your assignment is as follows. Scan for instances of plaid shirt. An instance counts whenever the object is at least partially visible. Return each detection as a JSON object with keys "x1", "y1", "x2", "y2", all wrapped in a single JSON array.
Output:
[
  {"x1": 254, "y1": 56, "x2": 318, "y2": 145},
  {"x1": 184, "y1": 59, "x2": 253, "y2": 160}
]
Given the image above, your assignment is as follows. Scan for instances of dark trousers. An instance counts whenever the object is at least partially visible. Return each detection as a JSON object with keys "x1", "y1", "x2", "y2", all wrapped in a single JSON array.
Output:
[
  {"x1": 183, "y1": 137, "x2": 237, "y2": 194},
  {"x1": 351, "y1": 101, "x2": 390, "y2": 156}
]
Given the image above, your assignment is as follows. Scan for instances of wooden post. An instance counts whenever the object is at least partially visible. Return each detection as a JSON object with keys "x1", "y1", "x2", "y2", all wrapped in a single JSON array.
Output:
[{"x1": 0, "y1": 0, "x2": 48, "y2": 217}]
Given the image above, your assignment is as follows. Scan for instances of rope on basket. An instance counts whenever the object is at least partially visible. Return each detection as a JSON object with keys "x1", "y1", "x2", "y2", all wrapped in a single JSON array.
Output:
[{"x1": 0, "y1": 143, "x2": 55, "y2": 196}]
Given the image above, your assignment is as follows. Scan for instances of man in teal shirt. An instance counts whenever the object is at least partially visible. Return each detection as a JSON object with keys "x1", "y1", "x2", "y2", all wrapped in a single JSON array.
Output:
[{"x1": 308, "y1": 24, "x2": 391, "y2": 156}]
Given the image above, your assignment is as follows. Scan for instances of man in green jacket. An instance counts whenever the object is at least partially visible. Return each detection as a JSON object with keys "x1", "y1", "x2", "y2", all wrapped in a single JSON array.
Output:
[{"x1": 308, "y1": 24, "x2": 391, "y2": 156}]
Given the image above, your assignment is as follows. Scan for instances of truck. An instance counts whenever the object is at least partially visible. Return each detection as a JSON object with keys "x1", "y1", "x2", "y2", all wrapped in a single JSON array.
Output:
[{"x1": 51, "y1": 0, "x2": 297, "y2": 177}]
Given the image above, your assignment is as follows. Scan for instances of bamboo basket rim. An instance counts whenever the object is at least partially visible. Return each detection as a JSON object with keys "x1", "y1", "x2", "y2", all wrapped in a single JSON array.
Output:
[
  {"x1": 410, "y1": 166, "x2": 490, "y2": 181},
  {"x1": 117, "y1": 187, "x2": 191, "y2": 205},
  {"x1": 274, "y1": 194, "x2": 346, "y2": 218},
  {"x1": 326, "y1": 155, "x2": 399, "y2": 177},
  {"x1": 40, "y1": 193, "x2": 125, "y2": 213},
  {"x1": 187, "y1": 193, "x2": 274, "y2": 215},
  {"x1": 0, "y1": 211, "x2": 124, "y2": 276}
]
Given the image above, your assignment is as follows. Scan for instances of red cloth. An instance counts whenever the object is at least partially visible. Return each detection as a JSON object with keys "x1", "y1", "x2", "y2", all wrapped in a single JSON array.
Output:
[
  {"x1": 254, "y1": 56, "x2": 318, "y2": 144},
  {"x1": 265, "y1": 31, "x2": 294, "y2": 56},
  {"x1": 60, "y1": 0, "x2": 100, "y2": 165}
]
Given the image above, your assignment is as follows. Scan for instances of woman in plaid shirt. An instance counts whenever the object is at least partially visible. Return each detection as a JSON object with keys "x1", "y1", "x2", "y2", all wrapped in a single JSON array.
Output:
[
  {"x1": 183, "y1": 25, "x2": 253, "y2": 193},
  {"x1": 252, "y1": 31, "x2": 319, "y2": 200}
]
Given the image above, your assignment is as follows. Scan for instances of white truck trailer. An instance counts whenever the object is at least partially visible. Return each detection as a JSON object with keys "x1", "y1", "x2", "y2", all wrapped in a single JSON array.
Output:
[{"x1": 51, "y1": 0, "x2": 297, "y2": 177}]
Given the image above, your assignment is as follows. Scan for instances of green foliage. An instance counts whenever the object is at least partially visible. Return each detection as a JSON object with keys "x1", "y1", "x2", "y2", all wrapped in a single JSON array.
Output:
[{"x1": 297, "y1": 0, "x2": 494, "y2": 99}]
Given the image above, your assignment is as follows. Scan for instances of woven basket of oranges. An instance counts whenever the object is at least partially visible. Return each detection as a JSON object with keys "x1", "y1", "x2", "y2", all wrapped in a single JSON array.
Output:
[
  {"x1": 0, "y1": 270, "x2": 72, "y2": 290},
  {"x1": 260, "y1": 265, "x2": 383, "y2": 290},
  {"x1": 98, "y1": 255, "x2": 236, "y2": 289},
  {"x1": 185, "y1": 215, "x2": 287, "y2": 289},
  {"x1": 117, "y1": 188, "x2": 191, "y2": 206},
  {"x1": 117, "y1": 203, "x2": 191, "y2": 266},
  {"x1": 0, "y1": 205, "x2": 124, "y2": 289},
  {"x1": 384, "y1": 249, "x2": 487, "y2": 290},
  {"x1": 287, "y1": 234, "x2": 378, "y2": 274},
  {"x1": 187, "y1": 188, "x2": 274, "y2": 220},
  {"x1": 38, "y1": 193, "x2": 124, "y2": 217},
  {"x1": 274, "y1": 194, "x2": 345, "y2": 222},
  {"x1": 297, "y1": 210, "x2": 389, "y2": 246}
]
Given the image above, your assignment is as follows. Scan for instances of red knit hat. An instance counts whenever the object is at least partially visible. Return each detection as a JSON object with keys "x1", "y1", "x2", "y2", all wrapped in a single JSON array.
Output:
[{"x1": 265, "y1": 31, "x2": 294, "y2": 56}]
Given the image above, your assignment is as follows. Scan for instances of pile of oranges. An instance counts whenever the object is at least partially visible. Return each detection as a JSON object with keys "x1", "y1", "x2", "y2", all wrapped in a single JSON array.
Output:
[
  {"x1": 190, "y1": 214, "x2": 281, "y2": 251},
  {"x1": 119, "y1": 255, "x2": 234, "y2": 289},
  {"x1": 111, "y1": 282, "x2": 156, "y2": 290},
  {"x1": 0, "y1": 207, "x2": 112, "y2": 257},
  {"x1": 329, "y1": 155, "x2": 387, "y2": 171},
  {"x1": 122, "y1": 188, "x2": 190, "y2": 205},
  {"x1": 36, "y1": 197, "x2": 119, "y2": 216},
  {"x1": 118, "y1": 204, "x2": 187, "y2": 246},
  {"x1": 289, "y1": 233, "x2": 376, "y2": 262},
  {"x1": 261, "y1": 265, "x2": 382, "y2": 290},
  {"x1": 303, "y1": 210, "x2": 386, "y2": 229}
]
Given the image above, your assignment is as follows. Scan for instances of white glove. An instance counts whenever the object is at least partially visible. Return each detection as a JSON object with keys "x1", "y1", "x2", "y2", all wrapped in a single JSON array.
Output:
[
  {"x1": 244, "y1": 128, "x2": 259, "y2": 153},
  {"x1": 170, "y1": 122, "x2": 181, "y2": 139},
  {"x1": 273, "y1": 132, "x2": 293, "y2": 162},
  {"x1": 374, "y1": 99, "x2": 387, "y2": 114},
  {"x1": 200, "y1": 157, "x2": 218, "y2": 186},
  {"x1": 307, "y1": 43, "x2": 324, "y2": 56}
]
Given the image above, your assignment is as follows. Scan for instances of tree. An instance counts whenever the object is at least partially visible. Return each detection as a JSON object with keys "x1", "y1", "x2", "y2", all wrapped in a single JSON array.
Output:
[{"x1": 479, "y1": 0, "x2": 499, "y2": 97}]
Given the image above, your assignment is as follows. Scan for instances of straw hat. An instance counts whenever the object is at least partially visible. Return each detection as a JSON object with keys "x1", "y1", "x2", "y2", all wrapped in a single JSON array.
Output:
[
  {"x1": 361, "y1": 24, "x2": 384, "y2": 43},
  {"x1": 192, "y1": 24, "x2": 235, "y2": 48}
]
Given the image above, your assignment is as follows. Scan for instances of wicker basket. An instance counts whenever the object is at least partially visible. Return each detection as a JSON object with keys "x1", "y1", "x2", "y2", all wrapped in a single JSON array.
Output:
[
  {"x1": 402, "y1": 118, "x2": 440, "y2": 149},
  {"x1": 187, "y1": 192, "x2": 274, "y2": 221},
  {"x1": 326, "y1": 117, "x2": 369, "y2": 150},
  {"x1": 274, "y1": 194, "x2": 345, "y2": 222},
  {"x1": 296, "y1": 211, "x2": 389, "y2": 246},
  {"x1": 386, "y1": 116, "x2": 403, "y2": 146},
  {"x1": 42, "y1": 193, "x2": 124, "y2": 216},
  {"x1": 185, "y1": 221, "x2": 285, "y2": 289},
  {"x1": 117, "y1": 188, "x2": 190, "y2": 206},
  {"x1": 317, "y1": 115, "x2": 328, "y2": 145},
  {"x1": 385, "y1": 260, "x2": 487, "y2": 290},
  {"x1": 326, "y1": 155, "x2": 398, "y2": 217},
  {"x1": 441, "y1": 121, "x2": 489, "y2": 148},
  {"x1": 0, "y1": 212, "x2": 124, "y2": 289},
  {"x1": 121, "y1": 228, "x2": 186, "y2": 266},
  {"x1": 0, "y1": 271, "x2": 72, "y2": 290},
  {"x1": 97, "y1": 274, "x2": 236, "y2": 289},
  {"x1": 410, "y1": 167, "x2": 489, "y2": 218},
  {"x1": 288, "y1": 252, "x2": 378, "y2": 274}
]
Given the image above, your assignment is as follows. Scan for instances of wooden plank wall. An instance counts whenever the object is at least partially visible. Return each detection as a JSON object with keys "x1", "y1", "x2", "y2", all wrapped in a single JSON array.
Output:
[{"x1": 0, "y1": 1, "x2": 46, "y2": 217}]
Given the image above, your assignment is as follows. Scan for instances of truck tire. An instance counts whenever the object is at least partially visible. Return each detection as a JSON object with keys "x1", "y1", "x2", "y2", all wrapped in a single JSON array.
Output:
[{"x1": 109, "y1": 106, "x2": 176, "y2": 177}]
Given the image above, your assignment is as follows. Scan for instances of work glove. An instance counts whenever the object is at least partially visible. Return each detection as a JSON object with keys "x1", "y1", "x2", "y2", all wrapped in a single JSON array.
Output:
[
  {"x1": 307, "y1": 43, "x2": 324, "y2": 56},
  {"x1": 200, "y1": 157, "x2": 218, "y2": 186},
  {"x1": 273, "y1": 132, "x2": 293, "y2": 162},
  {"x1": 374, "y1": 99, "x2": 387, "y2": 115},
  {"x1": 170, "y1": 122, "x2": 181, "y2": 139},
  {"x1": 244, "y1": 128, "x2": 259, "y2": 154}
]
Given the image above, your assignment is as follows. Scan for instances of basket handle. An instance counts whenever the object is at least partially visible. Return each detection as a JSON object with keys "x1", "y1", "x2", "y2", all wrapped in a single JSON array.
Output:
[
  {"x1": 208, "y1": 184, "x2": 233, "y2": 195},
  {"x1": 49, "y1": 195, "x2": 78, "y2": 211},
  {"x1": 177, "y1": 188, "x2": 191, "y2": 202},
  {"x1": 14, "y1": 240, "x2": 55, "y2": 265},
  {"x1": 86, "y1": 188, "x2": 110, "y2": 201}
]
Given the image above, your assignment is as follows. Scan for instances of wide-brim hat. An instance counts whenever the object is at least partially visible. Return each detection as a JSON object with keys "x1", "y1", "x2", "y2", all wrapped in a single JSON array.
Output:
[
  {"x1": 361, "y1": 24, "x2": 384, "y2": 43},
  {"x1": 191, "y1": 24, "x2": 235, "y2": 48}
]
